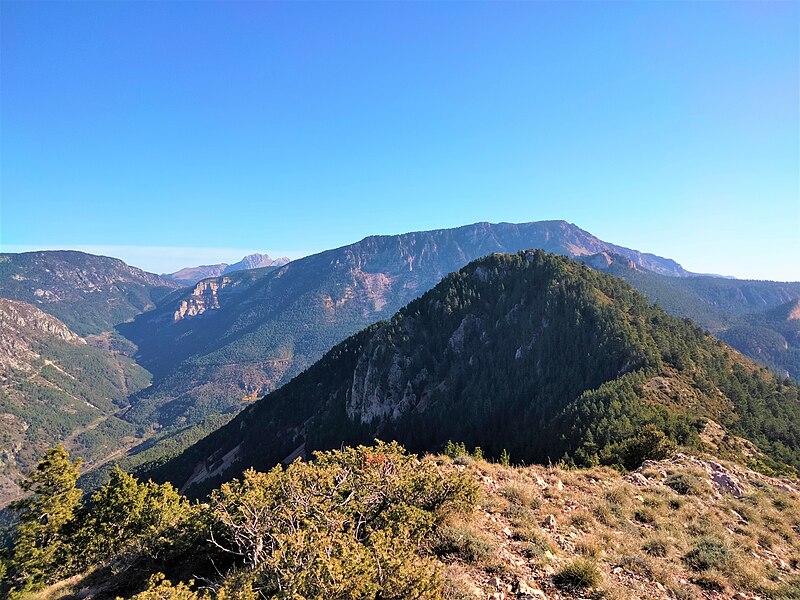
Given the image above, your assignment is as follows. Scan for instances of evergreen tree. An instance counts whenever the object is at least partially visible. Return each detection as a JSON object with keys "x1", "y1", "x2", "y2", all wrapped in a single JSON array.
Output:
[
  {"x1": 9, "y1": 445, "x2": 82, "y2": 592},
  {"x1": 74, "y1": 467, "x2": 190, "y2": 567}
]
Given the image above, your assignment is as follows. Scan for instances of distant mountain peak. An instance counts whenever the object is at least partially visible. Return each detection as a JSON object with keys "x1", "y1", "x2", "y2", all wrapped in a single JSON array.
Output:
[
  {"x1": 165, "y1": 253, "x2": 290, "y2": 285},
  {"x1": 222, "y1": 253, "x2": 290, "y2": 274}
]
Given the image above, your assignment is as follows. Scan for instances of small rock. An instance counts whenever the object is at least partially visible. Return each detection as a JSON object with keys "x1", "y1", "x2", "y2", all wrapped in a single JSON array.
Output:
[
  {"x1": 629, "y1": 473, "x2": 649, "y2": 486},
  {"x1": 708, "y1": 463, "x2": 747, "y2": 497},
  {"x1": 516, "y1": 579, "x2": 536, "y2": 595},
  {"x1": 555, "y1": 479, "x2": 564, "y2": 491},
  {"x1": 488, "y1": 577, "x2": 503, "y2": 590},
  {"x1": 733, "y1": 593, "x2": 748, "y2": 600},
  {"x1": 502, "y1": 526, "x2": 513, "y2": 538}
]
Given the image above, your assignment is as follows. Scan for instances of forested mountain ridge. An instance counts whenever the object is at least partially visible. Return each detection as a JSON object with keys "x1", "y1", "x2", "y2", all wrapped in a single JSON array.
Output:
[
  {"x1": 0, "y1": 299, "x2": 150, "y2": 505},
  {"x1": 117, "y1": 220, "x2": 698, "y2": 430},
  {"x1": 0, "y1": 251, "x2": 181, "y2": 335},
  {"x1": 153, "y1": 251, "x2": 800, "y2": 497},
  {"x1": 585, "y1": 253, "x2": 800, "y2": 379}
]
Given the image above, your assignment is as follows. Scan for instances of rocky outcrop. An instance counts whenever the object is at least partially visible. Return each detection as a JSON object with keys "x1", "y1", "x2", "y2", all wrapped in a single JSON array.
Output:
[
  {"x1": 173, "y1": 277, "x2": 232, "y2": 321},
  {"x1": 165, "y1": 254, "x2": 291, "y2": 285},
  {"x1": 0, "y1": 298, "x2": 84, "y2": 371}
]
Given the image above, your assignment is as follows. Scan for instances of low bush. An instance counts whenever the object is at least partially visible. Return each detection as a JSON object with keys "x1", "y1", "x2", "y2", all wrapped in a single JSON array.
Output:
[
  {"x1": 553, "y1": 558, "x2": 602, "y2": 589},
  {"x1": 666, "y1": 472, "x2": 706, "y2": 496},
  {"x1": 433, "y1": 524, "x2": 494, "y2": 565},
  {"x1": 683, "y1": 539, "x2": 732, "y2": 572}
]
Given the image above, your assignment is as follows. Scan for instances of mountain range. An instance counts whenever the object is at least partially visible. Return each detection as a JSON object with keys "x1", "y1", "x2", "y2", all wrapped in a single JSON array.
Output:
[
  {"x1": 151, "y1": 251, "x2": 800, "y2": 497},
  {"x1": 1, "y1": 220, "x2": 799, "y2": 506},
  {"x1": 117, "y1": 221, "x2": 702, "y2": 430}
]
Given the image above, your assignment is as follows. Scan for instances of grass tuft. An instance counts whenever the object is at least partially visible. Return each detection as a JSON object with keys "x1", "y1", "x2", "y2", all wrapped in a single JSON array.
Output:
[{"x1": 553, "y1": 558, "x2": 602, "y2": 589}]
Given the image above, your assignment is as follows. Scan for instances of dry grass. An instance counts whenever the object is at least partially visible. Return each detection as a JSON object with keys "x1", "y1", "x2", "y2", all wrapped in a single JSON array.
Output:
[{"x1": 429, "y1": 452, "x2": 800, "y2": 599}]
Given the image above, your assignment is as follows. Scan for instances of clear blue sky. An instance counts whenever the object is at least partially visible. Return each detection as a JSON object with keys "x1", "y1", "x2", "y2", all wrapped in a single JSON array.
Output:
[{"x1": 1, "y1": 1, "x2": 798, "y2": 279}]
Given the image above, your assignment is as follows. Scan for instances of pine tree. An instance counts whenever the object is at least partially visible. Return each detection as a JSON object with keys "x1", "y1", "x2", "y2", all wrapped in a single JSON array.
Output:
[
  {"x1": 499, "y1": 449, "x2": 510, "y2": 466},
  {"x1": 443, "y1": 440, "x2": 455, "y2": 458},
  {"x1": 74, "y1": 466, "x2": 189, "y2": 567},
  {"x1": 10, "y1": 445, "x2": 82, "y2": 591}
]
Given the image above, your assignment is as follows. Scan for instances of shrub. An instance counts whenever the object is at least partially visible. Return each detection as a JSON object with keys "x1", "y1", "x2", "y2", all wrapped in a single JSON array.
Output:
[
  {"x1": 634, "y1": 508, "x2": 657, "y2": 524},
  {"x1": 74, "y1": 467, "x2": 191, "y2": 568},
  {"x1": 602, "y1": 425, "x2": 677, "y2": 470},
  {"x1": 209, "y1": 441, "x2": 478, "y2": 598},
  {"x1": 570, "y1": 510, "x2": 594, "y2": 530},
  {"x1": 553, "y1": 558, "x2": 602, "y2": 589},
  {"x1": 618, "y1": 555, "x2": 653, "y2": 577},
  {"x1": 666, "y1": 472, "x2": 706, "y2": 495},
  {"x1": 575, "y1": 538, "x2": 603, "y2": 558},
  {"x1": 683, "y1": 539, "x2": 732, "y2": 572},
  {"x1": 124, "y1": 574, "x2": 203, "y2": 599},
  {"x1": 642, "y1": 536, "x2": 669, "y2": 557}
]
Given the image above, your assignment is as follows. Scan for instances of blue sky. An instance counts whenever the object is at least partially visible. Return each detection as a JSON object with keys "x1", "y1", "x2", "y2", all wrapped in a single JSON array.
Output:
[{"x1": 1, "y1": 2, "x2": 798, "y2": 279}]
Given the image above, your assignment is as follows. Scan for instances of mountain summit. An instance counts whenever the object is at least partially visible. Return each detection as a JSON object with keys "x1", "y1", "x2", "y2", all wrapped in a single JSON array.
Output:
[
  {"x1": 164, "y1": 253, "x2": 290, "y2": 284},
  {"x1": 222, "y1": 253, "x2": 290, "y2": 274}
]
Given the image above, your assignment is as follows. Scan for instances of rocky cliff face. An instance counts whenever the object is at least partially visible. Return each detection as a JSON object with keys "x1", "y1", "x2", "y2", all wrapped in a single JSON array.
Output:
[
  {"x1": 0, "y1": 298, "x2": 84, "y2": 371},
  {"x1": 173, "y1": 277, "x2": 233, "y2": 321}
]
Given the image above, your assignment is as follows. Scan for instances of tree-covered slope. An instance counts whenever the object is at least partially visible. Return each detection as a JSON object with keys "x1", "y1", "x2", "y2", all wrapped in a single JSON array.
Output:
[
  {"x1": 154, "y1": 251, "x2": 800, "y2": 497},
  {"x1": 718, "y1": 299, "x2": 800, "y2": 381},
  {"x1": 586, "y1": 254, "x2": 800, "y2": 379},
  {"x1": 0, "y1": 299, "x2": 151, "y2": 506},
  {"x1": 0, "y1": 251, "x2": 181, "y2": 336},
  {"x1": 118, "y1": 220, "x2": 697, "y2": 429}
]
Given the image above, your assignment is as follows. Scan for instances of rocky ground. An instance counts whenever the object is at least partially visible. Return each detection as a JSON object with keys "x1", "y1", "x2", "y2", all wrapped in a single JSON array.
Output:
[{"x1": 438, "y1": 453, "x2": 800, "y2": 600}]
